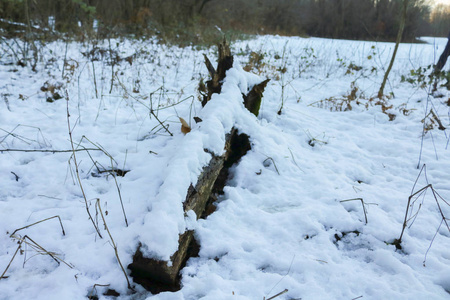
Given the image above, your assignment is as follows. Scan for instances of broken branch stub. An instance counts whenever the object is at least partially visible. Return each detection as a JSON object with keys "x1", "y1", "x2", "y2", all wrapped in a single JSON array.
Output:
[
  {"x1": 201, "y1": 40, "x2": 233, "y2": 107},
  {"x1": 244, "y1": 78, "x2": 270, "y2": 117}
]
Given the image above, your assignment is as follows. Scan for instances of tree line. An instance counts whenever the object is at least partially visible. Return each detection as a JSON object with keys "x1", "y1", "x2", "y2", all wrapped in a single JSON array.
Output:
[
  {"x1": 0, "y1": 0, "x2": 448, "y2": 43},
  {"x1": 430, "y1": 4, "x2": 450, "y2": 37}
]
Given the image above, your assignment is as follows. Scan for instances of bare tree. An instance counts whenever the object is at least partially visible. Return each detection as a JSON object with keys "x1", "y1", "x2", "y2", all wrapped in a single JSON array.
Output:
[{"x1": 378, "y1": 0, "x2": 409, "y2": 98}]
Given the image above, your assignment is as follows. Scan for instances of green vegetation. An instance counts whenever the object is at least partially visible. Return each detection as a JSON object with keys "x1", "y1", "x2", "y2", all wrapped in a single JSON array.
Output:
[{"x1": 402, "y1": 64, "x2": 450, "y2": 89}]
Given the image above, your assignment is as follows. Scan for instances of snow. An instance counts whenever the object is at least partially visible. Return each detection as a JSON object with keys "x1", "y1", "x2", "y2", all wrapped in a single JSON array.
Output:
[{"x1": 1, "y1": 35, "x2": 450, "y2": 299}]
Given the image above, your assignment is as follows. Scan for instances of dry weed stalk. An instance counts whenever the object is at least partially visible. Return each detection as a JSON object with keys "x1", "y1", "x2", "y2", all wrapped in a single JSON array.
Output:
[
  {"x1": 263, "y1": 157, "x2": 280, "y2": 175},
  {"x1": 421, "y1": 109, "x2": 447, "y2": 133},
  {"x1": 277, "y1": 41, "x2": 289, "y2": 115},
  {"x1": 394, "y1": 164, "x2": 450, "y2": 257},
  {"x1": 1, "y1": 234, "x2": 73, "y2": 280},
  {"x1": 340, "y1": 198, "x2": 369, "y2": 224},
  {"x1": 95, "y1": 199, "x2": 132, "y2": 290},
  {"x1": 88, "y1": 283, "x2": 110, "y2": 299},
  {"x1": 310, "y1": 81, "x2": 402, "y2": 121},
  {"x1": 264, "y1": 256, "x2": 294, "y2": 300},
  {"x1": 265, "y1": 289, "x2": 289, "y2": 300},
  {"x1": 64, "y1": 134, "x2": 129, "y2": 227},
  {"x1": 0, "y1": 241, "x2": 21, "y2": 279},
  {"x1": 288, "y1": 147, "x2": 304, "y2": 172},
  {"x1": 71, "y1": 136, "x2": 128, "y2": 226},
  {"x1": 65, "y1": 91, "x2": 132, "y2": 289},
  {"x1": 0, "y1": 124, "x2": 50, "y2": 148},
  {"x1": 9, "y1": 215, "x2": 65, "y2": 237},
  {"x1": 1, "y1": 216, "x2": 69, "y2": 279},
  {"x1": 66, "y1": 90, "x2": 103, "y2": 238},
  {"x1": 109, "y1": 157, "x2": 128, "y2": 227},
  {"x1": 115, "y1": 77, "x2": 175, "y2": 136},
  {"x1": 90, "y1": 60, "x2": 98, "y2": 98},
  {"x1": 0, "y1": 148, "x2": 103, "y2": 153},
  {"x1": 149, "y1": 89, "x2": 173, "y2": 136}
]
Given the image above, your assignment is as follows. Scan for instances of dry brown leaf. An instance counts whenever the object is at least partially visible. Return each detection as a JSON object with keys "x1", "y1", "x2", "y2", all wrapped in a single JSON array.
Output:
[{"x1": 179, "y1": 117, "x2": 191, "y2": 134}]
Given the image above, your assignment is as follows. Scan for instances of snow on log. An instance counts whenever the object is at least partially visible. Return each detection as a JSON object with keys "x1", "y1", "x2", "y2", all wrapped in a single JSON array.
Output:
[{"x1": 128, "y1": 40, "x2": 269, "y2": 293}]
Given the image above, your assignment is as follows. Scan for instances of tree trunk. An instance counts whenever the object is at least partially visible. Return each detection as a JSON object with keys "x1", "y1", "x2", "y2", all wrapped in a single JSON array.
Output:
[
  {"x1": 432, "y1": 32, "x2": 450, "y2": 92},
  {"x1": 378, "y1": 0, "x2": 409, "y2": 99},
  {"x1": 435, "y1": 32, "x2": 450, "y2": 72}
]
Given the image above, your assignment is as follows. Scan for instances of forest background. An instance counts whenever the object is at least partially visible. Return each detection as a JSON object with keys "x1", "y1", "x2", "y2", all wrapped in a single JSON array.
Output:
[{"x1": 1, "y1": 0, "x2": 449, "y2": 45}]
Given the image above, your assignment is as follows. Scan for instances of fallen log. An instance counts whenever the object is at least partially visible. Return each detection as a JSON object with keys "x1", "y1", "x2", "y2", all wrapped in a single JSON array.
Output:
[
  {"x1": 129, "y1": 40, "x2": 269, "y2": 293},
  {"x1": 130, "y1": 129, "x2": 248, "y2": 292}
]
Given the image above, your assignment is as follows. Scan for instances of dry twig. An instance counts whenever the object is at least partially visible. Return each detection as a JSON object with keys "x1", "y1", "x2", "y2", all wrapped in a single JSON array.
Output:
[
  {"x1": 265, "y1": 289, "x2": 289, "y2": 300},
  {"x1": 96, "y1": 199, "x2": 132, "y2": 290},
  {"x1": 66, "y1": 90, "x2": 102, "y2": 238},
  {"x1": 340, "y1": 198, "x2": 370, "y2": 224},
  {"x1": 10, "y1": 215, "x2": 65, "y2": 237}
]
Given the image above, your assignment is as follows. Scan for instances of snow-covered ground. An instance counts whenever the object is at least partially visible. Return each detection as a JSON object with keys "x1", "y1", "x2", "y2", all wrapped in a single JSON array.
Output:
[{"x1": 0, "y1": 35, "x2": 449, "y2": 300}]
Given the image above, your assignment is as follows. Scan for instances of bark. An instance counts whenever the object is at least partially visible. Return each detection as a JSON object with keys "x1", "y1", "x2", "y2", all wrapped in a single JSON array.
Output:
[
  {"x1": 433, "y1": 32, "x2": 450, "y2": 92},
  {"x1": 435, "y1": 32, "x2": 450, "y2": 72}
]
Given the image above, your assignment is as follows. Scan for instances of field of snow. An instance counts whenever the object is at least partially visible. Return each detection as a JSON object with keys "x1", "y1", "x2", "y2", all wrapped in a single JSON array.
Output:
[{"x1": 0, "y1": 35, "x2": 449, "y2": 300}]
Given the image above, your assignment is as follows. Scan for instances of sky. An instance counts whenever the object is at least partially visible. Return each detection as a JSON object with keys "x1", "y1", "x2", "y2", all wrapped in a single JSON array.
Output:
[{"x1": 434, "y1": 0, "x2": 450, "y2": 5}]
